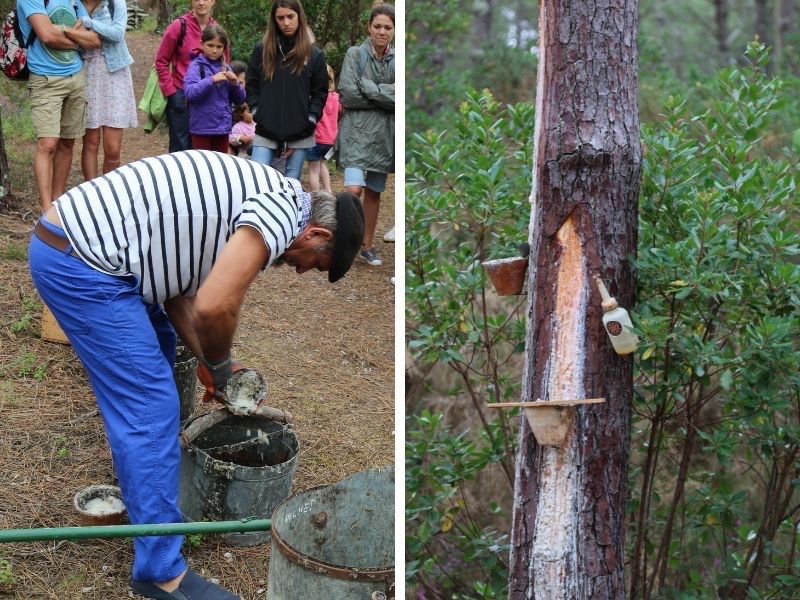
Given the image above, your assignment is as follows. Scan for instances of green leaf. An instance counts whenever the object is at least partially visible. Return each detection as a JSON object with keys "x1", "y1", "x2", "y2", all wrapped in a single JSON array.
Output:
[{"x1": 720, "y1": 370, "x2": 734, "y2": 390}]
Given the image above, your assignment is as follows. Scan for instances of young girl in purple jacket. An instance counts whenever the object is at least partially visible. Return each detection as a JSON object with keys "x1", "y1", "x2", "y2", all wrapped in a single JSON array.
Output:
[{"x1": 184, "y1": 25, "x2": 246, "y2": 153}]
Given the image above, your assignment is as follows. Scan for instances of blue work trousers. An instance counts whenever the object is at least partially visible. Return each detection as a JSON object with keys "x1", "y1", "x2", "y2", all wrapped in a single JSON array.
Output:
[{"x1": 29, "y1": 219, "x2": 187, "y2": 583}]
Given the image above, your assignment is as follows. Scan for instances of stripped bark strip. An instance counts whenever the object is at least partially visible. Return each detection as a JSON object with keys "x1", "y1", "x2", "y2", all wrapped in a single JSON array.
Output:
[{"x1": 527, "y1": 216, "x2": 587, "y2": 598}]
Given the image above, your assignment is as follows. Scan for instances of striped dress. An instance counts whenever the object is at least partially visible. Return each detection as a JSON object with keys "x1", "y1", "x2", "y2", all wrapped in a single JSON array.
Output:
[{"x1": 53, "y1": 150, "x2": 302, "y2": 304}]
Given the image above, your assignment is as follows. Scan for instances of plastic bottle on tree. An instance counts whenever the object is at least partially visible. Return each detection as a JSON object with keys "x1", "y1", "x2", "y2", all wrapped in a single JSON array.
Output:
[{"x1": 595, "y1": 276, "x2": 638, "y2": 355}]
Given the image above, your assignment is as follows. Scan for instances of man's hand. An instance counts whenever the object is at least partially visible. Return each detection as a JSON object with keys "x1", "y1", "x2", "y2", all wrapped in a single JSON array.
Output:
[{"x1": 197, "y1": 354, "x2": 244, "y2": 403}]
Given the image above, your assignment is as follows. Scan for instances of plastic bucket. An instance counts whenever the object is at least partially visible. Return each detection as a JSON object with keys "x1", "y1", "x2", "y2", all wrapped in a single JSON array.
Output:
[
  {"x1": 173, "y1": 346, "x2": 198, "y2": 424},
  {"x1": 178, "y1": 413, "x2": 299, "y2": 546},
  {"x1": 267, "y1": 466, "x2": 394, "y2": 599}
]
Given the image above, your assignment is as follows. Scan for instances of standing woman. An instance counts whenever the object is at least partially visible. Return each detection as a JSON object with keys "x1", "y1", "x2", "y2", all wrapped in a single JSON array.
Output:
[
  {"x1": 154, "y1": 0, "x2": 227, "y2": 152},
  {"x1": 79, "y1": 0, "x2": 138, "y2": 179},
  {"x1": 245, "y1": 0, "x2": 328, "y2": 180},
  {"x1": 337, "y1": 2, "x2": 395, "y2": 267}
]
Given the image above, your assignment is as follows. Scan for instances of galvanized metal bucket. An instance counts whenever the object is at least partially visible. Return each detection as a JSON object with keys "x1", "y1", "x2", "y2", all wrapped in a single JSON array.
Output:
[
  {"x1": 173, "y1": 346, "x2": 198, "y2": 424},
  {"x1": 178, "y1": 413, "x2": 299, "y2": 546},
  {"x1": 267, "y1": 466, "x2": 395, "y2": 599}
]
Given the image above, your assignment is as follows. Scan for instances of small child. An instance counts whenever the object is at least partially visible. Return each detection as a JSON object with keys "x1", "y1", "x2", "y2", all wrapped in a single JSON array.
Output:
[
  {"x1": 230, "y1": 59, "x2": 247, "y2": 86},
  {"x1": 229, "y1": 103, "x2": 255, "y2": 156},
  {"x1": 183, "y1": 25, "x2": 245, "y2": 153},
  {"x1": 306, "y1": 64, "x2": 341, "y2": 192}
]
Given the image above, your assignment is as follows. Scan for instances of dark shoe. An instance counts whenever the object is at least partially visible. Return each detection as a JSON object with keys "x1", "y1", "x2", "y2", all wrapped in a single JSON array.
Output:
[
  {"x1": 130, "y1": 568, "x2": 240, "y2": 599},
  {"x1": 359, "y1": 248, "x2": 382, "y2": 266}
]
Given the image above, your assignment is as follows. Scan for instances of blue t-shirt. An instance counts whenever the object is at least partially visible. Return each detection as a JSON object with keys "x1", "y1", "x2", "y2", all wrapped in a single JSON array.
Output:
[{"x1": 16, "y1": 0, "x2": 88, "y2": 76}]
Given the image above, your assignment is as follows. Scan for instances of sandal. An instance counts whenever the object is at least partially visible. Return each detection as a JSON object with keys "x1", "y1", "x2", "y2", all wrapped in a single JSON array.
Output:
[{"x1": 130, "y1": 568, "x2": 240, "y2": 599}]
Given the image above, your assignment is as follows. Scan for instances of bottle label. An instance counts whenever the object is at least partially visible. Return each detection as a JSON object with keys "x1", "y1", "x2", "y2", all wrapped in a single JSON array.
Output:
[{"x1": 606, "y1": 321, "x2": 623, "y2": 336}]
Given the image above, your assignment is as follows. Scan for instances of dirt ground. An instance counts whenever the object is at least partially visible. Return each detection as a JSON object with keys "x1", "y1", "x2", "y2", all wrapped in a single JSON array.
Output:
[{"x1": 0, "y1": 30, "x2": 396, "y2": 599}]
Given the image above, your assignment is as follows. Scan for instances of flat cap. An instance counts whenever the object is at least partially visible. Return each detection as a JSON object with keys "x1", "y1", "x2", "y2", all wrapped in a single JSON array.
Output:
[{"x1": 329, "y1": 192, "x2": 365, "y2": 283}]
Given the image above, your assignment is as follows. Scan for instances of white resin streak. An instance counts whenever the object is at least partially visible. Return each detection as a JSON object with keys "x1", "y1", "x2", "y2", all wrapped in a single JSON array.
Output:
[{"x1": 532, "y1": 217, "x2": 588, "y2": 600}]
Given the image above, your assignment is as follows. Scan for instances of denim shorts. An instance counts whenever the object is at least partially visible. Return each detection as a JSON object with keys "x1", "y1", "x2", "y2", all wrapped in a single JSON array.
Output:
[
  {"x1": 306, "y1": 142, "x2": 332, "y2": 161},
  {"x1": 343, "y1": 167, "x2": 387, "y2": 193}
]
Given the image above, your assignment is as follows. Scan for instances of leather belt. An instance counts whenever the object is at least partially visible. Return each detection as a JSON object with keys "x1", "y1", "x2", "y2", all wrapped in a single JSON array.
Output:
[{"x1": 33, "y1": 221, "x2": 79, "y2": 258}]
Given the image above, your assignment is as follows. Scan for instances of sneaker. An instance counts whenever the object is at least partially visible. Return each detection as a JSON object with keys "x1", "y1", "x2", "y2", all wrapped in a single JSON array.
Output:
[
  {"x1": 383, "y1": 226, "x2": 396, "y2": 243},
  {"x1": 359, "y1": 248, "x2": 382, "y2": 266},
  {"x1": 130, "y1": 568, "x2": 240, "y2": 599}
]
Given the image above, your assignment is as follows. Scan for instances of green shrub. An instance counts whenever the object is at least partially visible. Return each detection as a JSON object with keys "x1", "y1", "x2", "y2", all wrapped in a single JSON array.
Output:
[
  {"x1": 406, "y1": 411, "x2": 511, "y2": 598},
  {"x1": 406, "y1": 89, "x2": 534, "y2": 597},
  {"x1": 630, "y1": 41, "x2": 800, "y2": 599}
]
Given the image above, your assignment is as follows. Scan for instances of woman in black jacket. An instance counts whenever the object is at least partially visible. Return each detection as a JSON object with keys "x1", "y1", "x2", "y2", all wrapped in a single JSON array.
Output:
[{"x1": 246, "y1": 0, "x2": 327, "y2": 179}]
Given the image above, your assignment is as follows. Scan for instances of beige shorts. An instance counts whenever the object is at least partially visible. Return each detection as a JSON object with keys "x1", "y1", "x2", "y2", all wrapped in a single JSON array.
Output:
[{"x1": 27, "y1": 70, "x2": 87, "y2": 139}]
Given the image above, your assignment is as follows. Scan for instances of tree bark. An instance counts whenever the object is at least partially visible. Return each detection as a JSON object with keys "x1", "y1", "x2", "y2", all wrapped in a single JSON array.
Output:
[
  {"x1": 0, "y1": 112, "x2": 12, "y2": 213},
  {"x1": 713, "y1": 0, "x2": 729, "y2": 55},
  {"x1": 753, "y1": 0, "x2": 770, "y2": 49},
  {"x1": 508, "y1": 1, "x2": 641, "y2": 598},
  {"x1": 156, "y1": 0, "x2": 172, "y2": 33},
  {"x1": 775, "y1": 0, "x2": 797, "y2": 73},
  {"x1": 470, "y1": 0, "x2": 495, "y2": 52}
]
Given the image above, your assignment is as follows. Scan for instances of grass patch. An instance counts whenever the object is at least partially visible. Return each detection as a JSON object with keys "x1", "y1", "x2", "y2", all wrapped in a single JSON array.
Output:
[
  {"x1": 56, "y1": 569, "x2": 87, "y2": 594},
  {"x1": 54, "y1": 434, "x2": 70, "y2": 458},
  {"x1": 1, "y1": 243, "x2": 27, "y2": 260},
  {"x1": 0, "y1": 380, "x2": 15, "y2": 406},
  {"x1": 140, "y1": 14, "x2": 158, "y2": 33},
  {"x1": 10, "y1": 313, "x2": 32, "y2": 335},
  {"x1": 0, "y1": 558, "x2": 16, "y2": 591},
  {"x1": 6, "y1": 293, "x2": 40, "y2": 336},
  {"x1": 0, "y1": 346, "x2": 48, "y2": 380},
  {"x1": 0, "y1": 77, "x2": 36, "y2": 198}
]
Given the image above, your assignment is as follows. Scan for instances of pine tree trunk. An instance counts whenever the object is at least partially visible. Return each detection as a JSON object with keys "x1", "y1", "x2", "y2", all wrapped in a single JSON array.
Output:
[
  {"x1": 775, "y1": 0, "x2": 797, "y2": 72},
  {"x1": 508, "y1": 1, "x2": 641, "y2": 598},
  {"x1": 753, "y1": 0, "x2": 770, "y2": 60},
  {"x1": 714, "y1": 0, "x2": 729, "y2": 55},
  {"x1": 0, "y1": 112, "x2": 12, "y2": 213},
  {"x1": 156, "y1": 0, "x2": 172, "y2": 33}
]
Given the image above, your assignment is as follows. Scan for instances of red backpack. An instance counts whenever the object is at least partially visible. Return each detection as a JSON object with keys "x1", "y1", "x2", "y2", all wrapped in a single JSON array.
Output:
[
  {"x1": 0, "y1": 1, "x2": 50, "y2": 80},
  {"x1": 0, "y1": 1, "x2": 84, "y2": 81}
]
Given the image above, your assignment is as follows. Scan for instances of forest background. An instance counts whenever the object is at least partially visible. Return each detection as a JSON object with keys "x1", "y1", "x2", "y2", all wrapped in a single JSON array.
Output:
[
  {"x1": 152, "y1": 0, "x2": 378, "y2": 70},
  {"x1": 406, "y1": 1, "x2": 800, "y2": 599},
  {"x1": 0, "y1": 0, "x2": 381, "y2": 204}
]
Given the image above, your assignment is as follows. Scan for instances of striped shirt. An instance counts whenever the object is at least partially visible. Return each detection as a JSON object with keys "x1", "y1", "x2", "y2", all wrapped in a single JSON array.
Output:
[{"x1": 54, "y1": 150, "x2": 302, "y2": 304}]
